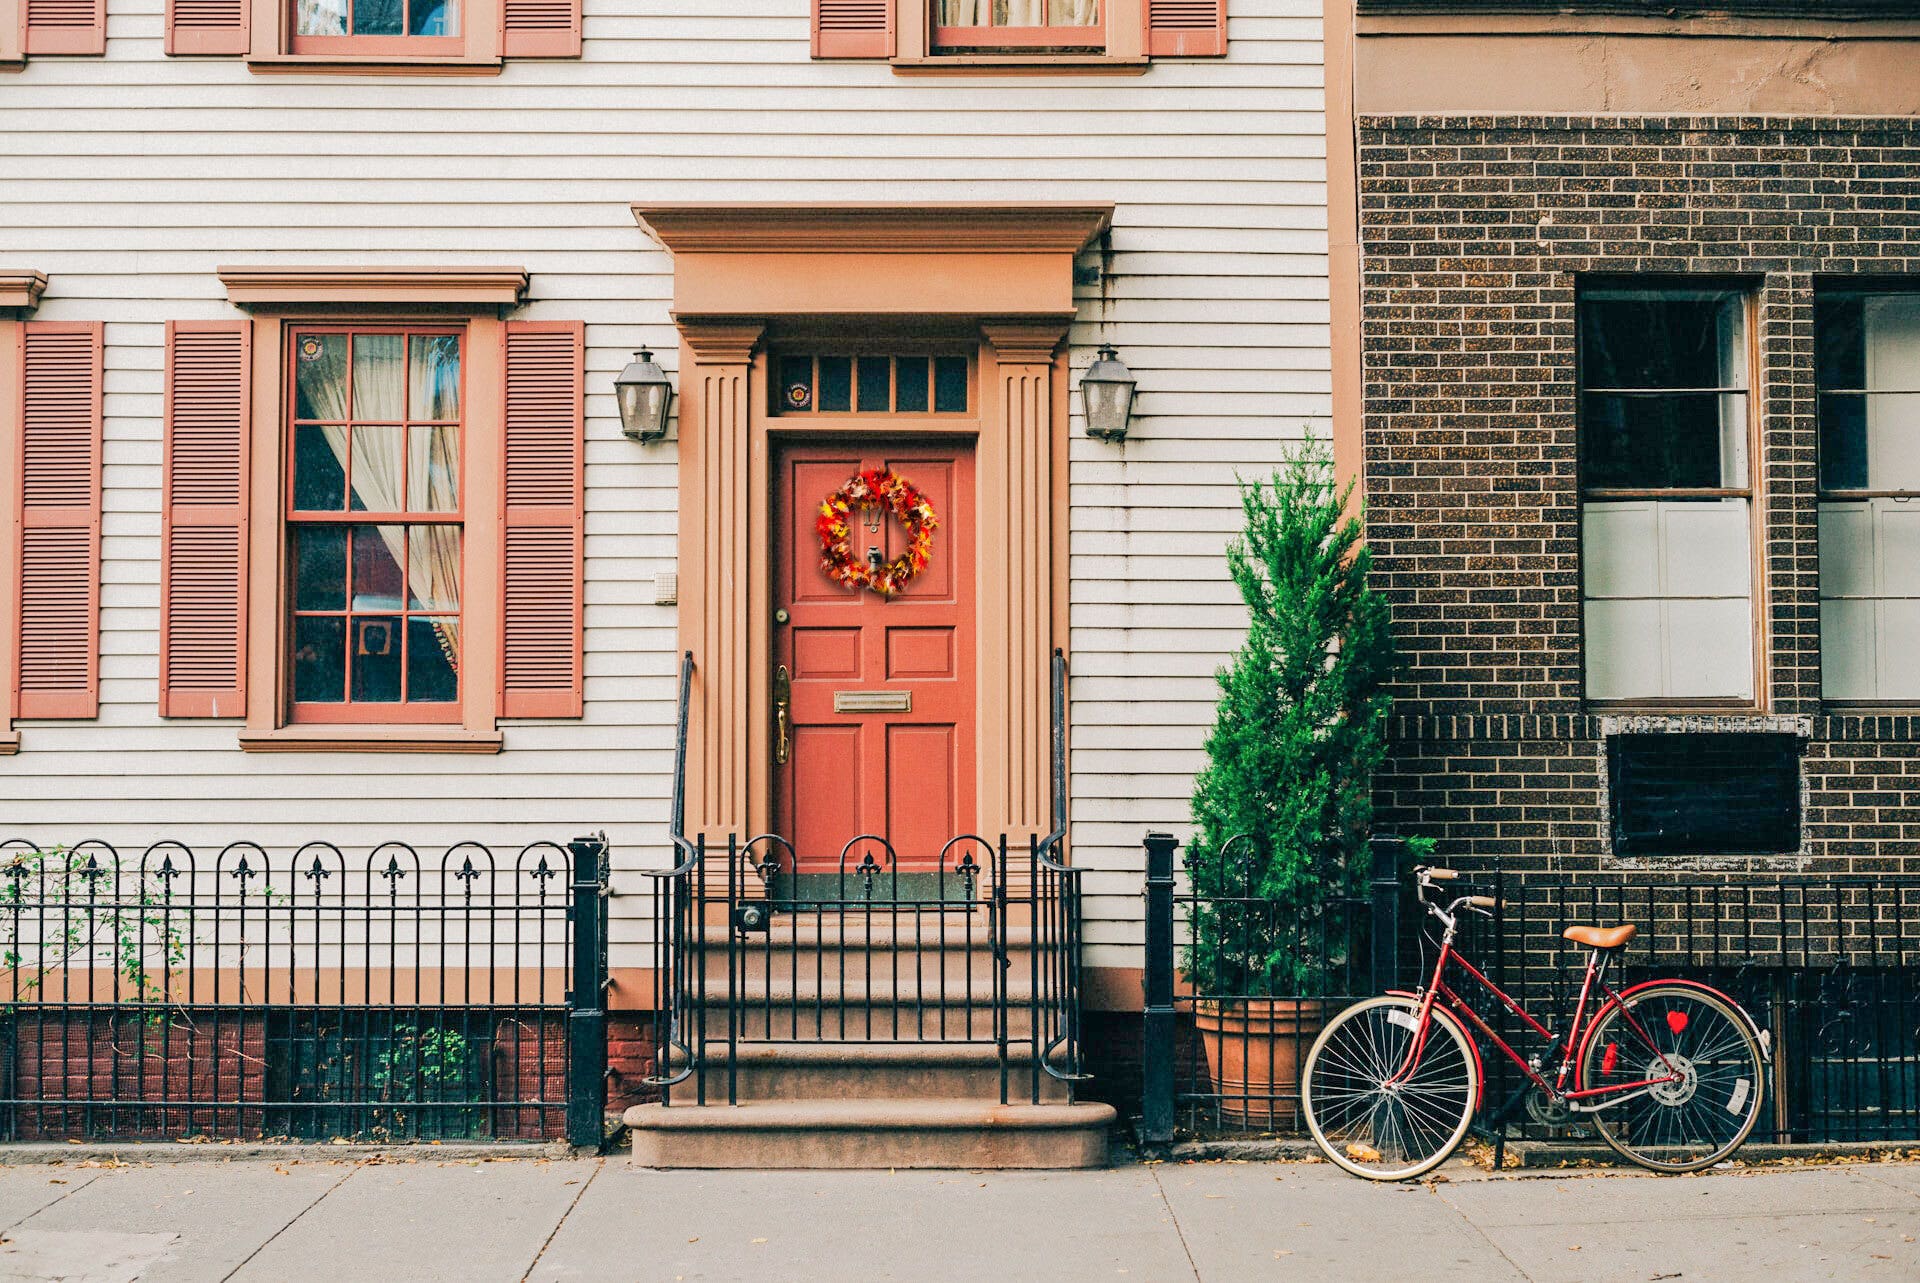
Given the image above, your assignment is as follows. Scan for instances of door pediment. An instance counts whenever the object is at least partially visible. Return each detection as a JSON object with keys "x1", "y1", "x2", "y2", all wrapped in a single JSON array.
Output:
[{"x1": 632, "y1": 203, "x2": 1111, "y2": 321}]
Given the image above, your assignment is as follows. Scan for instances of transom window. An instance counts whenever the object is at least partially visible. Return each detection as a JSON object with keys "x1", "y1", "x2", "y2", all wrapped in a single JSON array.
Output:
[
  {"x1": 933, "y1": 0, "x2": 1102, "y2": 51},
  {"x1": 773, "y1": 353, "x2": 971, "y2": 415},
  {"x1": 1578, "y1": 286, "x2": 1757, "y2": 704},
  {"x1": 286, "y1": 326, "x2": 464, "y2": 723},
  {"x1": 293, "y1": 0, "x2": 461, "y2": 47},
  {"x1": 1816, "y1": 288, "x2": 1920, "y2": 702}
]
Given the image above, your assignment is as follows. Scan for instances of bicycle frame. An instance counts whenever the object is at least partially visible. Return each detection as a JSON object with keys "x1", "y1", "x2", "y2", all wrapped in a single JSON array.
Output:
[{"x1": 1391, "y1": 892, "x2": 1686, "y2": 1112}]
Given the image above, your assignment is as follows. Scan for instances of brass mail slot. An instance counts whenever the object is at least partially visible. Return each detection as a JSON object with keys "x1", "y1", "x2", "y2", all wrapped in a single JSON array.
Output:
[{"x1": 834, "y1": 689, "x2": 912, "y2": 714}]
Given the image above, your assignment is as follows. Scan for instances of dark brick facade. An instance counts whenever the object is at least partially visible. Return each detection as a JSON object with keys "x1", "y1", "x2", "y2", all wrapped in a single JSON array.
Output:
[{"x1": 1359, "y1": 116, "x2": 1920, "y2": 875}]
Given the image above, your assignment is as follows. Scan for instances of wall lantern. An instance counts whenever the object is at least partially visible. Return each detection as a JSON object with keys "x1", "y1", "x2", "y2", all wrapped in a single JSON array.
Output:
[
  {"x1": 1080, "y1": 343, "x2": 1136, "y2": 442},
  {"x1": 615, "y1": 349, "x2": 675, "y2": 442}
]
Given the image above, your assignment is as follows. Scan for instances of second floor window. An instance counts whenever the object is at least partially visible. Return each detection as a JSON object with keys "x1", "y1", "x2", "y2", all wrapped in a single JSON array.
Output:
[
  {"x1": 295, "y1": 0, "x2": 461, "y2": 46},
  {"x1": 933, "y1": 0, "x2": 1101, "y2": 50},
  {"x1": 1579, "y1": 285, "x2": 1756, "y2": 705},
  {"x1": 288, "y1": 327, "x2": 464, "y2": 723}
]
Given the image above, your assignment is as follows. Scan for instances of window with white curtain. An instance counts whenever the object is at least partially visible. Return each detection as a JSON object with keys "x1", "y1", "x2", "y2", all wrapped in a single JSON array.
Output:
[
  {"x1": 1818, "y1": 290, "x2": 1920, "y2": 702},
  {"x1": 1579, "y1": 286, "x2": 1755, "y2": 703},
  {"x1": 287, "y1": 326, "x2": 464, "y2": 723},
  {"x1": 933, "y1": 0, "x2": 1103, "y2": 49}
]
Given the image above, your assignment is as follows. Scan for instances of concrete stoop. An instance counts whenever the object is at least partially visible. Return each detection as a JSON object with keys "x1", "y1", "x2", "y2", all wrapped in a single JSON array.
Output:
[{"x1": 624, "y1": 1098, "x2": 1117, "y2": 1169}]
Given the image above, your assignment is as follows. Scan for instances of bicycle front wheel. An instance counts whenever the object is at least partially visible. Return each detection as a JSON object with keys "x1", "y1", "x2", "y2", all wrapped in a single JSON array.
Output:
[
  {"x1": 1302, "y1": 995, "x2": 1478, "y2": 1181},
  {"x1": 1578, "y1": 983, "x2": 1765, "y2": 1173}
]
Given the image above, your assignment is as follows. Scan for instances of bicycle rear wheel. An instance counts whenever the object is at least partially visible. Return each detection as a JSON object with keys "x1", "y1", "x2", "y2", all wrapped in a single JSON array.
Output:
[
  {"x1": 1302, "y1": 995, "x2": 1478, "y2": 1181},
  {"x1": 1578, "y1": 983, "x2": 1765, "y2": 1173}
]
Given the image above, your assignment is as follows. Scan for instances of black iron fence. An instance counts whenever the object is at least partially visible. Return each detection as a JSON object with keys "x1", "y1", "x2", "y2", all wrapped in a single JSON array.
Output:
[
  {"x1": 1141, "y1": 833, "x2": 1920, "y2": 1150},
  {"x1": 1448, "y1": 860, "x2": 1920, "y2": 1149},
  {"x1": 0, "y1": 834, "x2": 610, "y2": 1146},
  {"x1": 647, "y1": 649, "x2": 1085, "y2": 1106}
]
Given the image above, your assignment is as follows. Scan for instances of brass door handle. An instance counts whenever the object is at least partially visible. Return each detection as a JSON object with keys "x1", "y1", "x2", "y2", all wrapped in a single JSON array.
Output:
[{"x1": 773, "y1": 664, "x2": 792, "y2": 765}]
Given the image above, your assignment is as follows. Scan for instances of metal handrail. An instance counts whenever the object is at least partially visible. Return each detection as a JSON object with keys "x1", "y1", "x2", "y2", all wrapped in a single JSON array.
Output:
[
  {"x1": 1036, "y1": 648, "x2": 1070, "y2": 870},
  {"x1": 642, "y1": 651, "x2": 700, "y2": 1088},
  {"x1": 666, "y1": 650, "x2": 697, "y2": 871}
]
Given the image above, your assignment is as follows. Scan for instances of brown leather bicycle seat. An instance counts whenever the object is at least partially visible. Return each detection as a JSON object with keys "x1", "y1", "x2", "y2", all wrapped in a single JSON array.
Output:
[{"x1": 1562, "y1": 924, "x2": 1637, "y2": 950}]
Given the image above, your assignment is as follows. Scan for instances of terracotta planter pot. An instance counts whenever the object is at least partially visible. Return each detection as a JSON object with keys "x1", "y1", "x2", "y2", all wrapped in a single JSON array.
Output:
[{"x1": 1192, "y1": 998, "x2": 1322, "y2": 1131}]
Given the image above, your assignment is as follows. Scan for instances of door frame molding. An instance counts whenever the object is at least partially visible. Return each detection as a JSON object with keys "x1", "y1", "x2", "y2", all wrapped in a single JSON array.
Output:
[{"x1": 634, "y1": 203, "x2": 1111, "y2": 844}]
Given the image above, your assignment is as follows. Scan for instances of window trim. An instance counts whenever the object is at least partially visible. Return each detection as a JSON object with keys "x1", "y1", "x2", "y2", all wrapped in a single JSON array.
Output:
[
  {"x1": 232, "y1": 307, "x2": 506, "y2": 754},
  {"x1": 893, "y1": 0, "x2": 1146, "y2": 70},
  {"x1": 1576, "y1": 279, "x2": 1767, "y2": 713},
  {"x1": 246, "y1": 0, "x2": 503, "y2": 73},
  {"x1": 283, "y1": 322, "x2": 469, "y2": 726},
  {"x1": 1815, "y1": 283, "x2": 1920, "y2": 708}
]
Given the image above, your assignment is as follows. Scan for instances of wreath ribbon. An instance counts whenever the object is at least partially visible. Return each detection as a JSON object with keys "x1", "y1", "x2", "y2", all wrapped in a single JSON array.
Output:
[{"x1": 816, "y1": 468, "x2": 938, "y2": 597}]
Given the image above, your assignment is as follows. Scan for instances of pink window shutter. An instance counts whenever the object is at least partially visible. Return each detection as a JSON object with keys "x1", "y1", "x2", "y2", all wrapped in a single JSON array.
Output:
[
  {"x1": 165, "y1": 0, "x2": 249, "y2": 55},
  {"x1": 23, "y1": 0, "x2": 106, "y2": 54},
  {"x1": 502, "y1": 0, "x2": 581, "y2": 58},
  {"x1": 1146, "y1": 0, "x2": 1224, "y2": 56},
  {"x1": 159, "y1": 322, "x2": 250, "y2": 719},
  {"x1": 16, "y1": 322, "x2": 102, "y2": 720},
  {"x1": 502, "y1": 320, "x2": 585, "y2": 719},
  {"x1": 812, "y1": 0, "x2": 890, "y2": 58}
]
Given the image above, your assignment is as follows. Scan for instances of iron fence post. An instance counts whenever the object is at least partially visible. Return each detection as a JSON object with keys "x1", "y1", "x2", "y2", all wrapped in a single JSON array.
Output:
[
  {"x1": 1141, "y1": 831, "x2": 1179, "y2": 1146},
  {"x1": 1369, "y1": 835, "x2": 1404, "y2": 994},
  {"x1": 567, "y1": 832, "x2": 609, "y2": 1149}
]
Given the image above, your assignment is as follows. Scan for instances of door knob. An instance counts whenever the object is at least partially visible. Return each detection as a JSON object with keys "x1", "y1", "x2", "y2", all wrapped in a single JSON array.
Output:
[{"x1": 773, "y1": 664, "x2": 792, "y2": 765}]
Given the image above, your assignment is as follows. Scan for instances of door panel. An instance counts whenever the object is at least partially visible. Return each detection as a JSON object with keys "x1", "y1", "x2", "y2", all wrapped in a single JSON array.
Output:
[{"x1": 773, "y1": 440, "x2": 976, "y2": 873}]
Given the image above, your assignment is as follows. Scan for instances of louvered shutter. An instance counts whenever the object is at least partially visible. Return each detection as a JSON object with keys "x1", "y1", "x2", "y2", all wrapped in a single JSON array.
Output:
[
  {"x1": 501, "y1": 321, "x2": 585, "y2": 719},
  {"x1": 812, "y1": 0, "x2": 890, "y2": 59},
  {"x1": 165, "y1": 0, "x2": 248, "y2": 55},
  {"x1": 159, "y1": 322, "x2": 250, "y2": 719},
  {"x1": 502, "y1": 0, "x2": 580, "y2": 57},
  {"x1": 1146, "y1": 0, "x2": 1224, "y2": 56},
  {"x1": 23, "y1": 0, "x2": 106, "y2": 54},
  {"x1": 15, "y1": 323, "x2": 102, "y2": 720}
]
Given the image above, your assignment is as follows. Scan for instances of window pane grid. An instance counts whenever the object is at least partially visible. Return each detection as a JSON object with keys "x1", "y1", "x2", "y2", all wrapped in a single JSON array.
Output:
[
  {"x1": 774, "y1": 353, "x2": 970, "y2": 416},
  {"x1": 288, "y1": 326, "x2": 464, "y2": 718},
  {"x1": 294, "y1": 0, "x2": 461, "y2": 37}
]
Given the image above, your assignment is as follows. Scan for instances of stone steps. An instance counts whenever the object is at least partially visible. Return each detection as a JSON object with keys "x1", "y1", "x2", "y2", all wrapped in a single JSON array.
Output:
[{"x1": 625, "y1": 1098, "x2": 1115, "y2": 1169}]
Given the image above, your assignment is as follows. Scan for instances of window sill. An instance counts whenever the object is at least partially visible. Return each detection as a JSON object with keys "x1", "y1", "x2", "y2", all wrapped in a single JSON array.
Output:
[
  {"x1": 890, "y1": 54, "x2": 1147, "y2": 75},
  {"x1": 0, "y1": 732, "x2": 18, "y2": 756},
  {"x1": 247, "y1": 53, "x2": 503, "y2": 76},
  {"x1": 239, "y1": 726, "x2": 504, "y2": 753}
]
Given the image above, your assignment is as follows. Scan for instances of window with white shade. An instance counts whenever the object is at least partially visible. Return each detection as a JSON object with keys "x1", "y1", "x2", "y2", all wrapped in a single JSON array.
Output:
[
  {"x1": 1818, "y1": 290, "x2": 1920, "y2": 703},
  {"x1": 1579, "y1": 286, "x2": 1755, "y2": 703}
]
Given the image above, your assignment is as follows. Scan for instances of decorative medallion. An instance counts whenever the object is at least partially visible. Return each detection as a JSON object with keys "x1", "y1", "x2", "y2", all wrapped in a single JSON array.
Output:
[
  {"x1": 816, "y1": 469, "x2": 937, "y2": 598},
  {"x1": 298, "y1": 336, "x2": 325, "y2": 362}
]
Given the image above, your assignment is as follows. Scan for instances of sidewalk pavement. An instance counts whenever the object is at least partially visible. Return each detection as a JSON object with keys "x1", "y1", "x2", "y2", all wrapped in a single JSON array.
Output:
[{"x1": 2, "y1": 1148, "x2": 1917, "y2": 1283}]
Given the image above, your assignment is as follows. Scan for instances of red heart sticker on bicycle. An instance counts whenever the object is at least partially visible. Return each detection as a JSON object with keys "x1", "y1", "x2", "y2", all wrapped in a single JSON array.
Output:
[{"x1": 1666, "y1": 1011, "x2": 1689, "y2": 1036}]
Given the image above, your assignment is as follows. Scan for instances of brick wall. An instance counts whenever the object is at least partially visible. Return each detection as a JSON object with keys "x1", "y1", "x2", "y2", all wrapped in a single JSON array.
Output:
[
  {"x1": 1359, "y1": 116, "x2": 1920, "y2": 876},
  {"x1": 3, "y1": 1013, "x2": 268, "y2": 1141}
]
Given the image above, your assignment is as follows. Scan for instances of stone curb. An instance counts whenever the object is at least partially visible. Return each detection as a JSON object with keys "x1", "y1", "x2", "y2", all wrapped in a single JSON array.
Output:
[{"x1": 0, "y1": 1139, "x2": 595, "y2": 1166}]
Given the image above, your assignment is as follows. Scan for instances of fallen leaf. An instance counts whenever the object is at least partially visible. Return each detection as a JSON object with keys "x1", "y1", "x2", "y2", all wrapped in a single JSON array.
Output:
[
  {"x1": 751, "y1": 1238, "x2": 768, "y2": 1245},
  {"x1": 1345, "y1": 1142, "x2": 1382, "y2": 1163},
  {"x1": 47, "y1": 1179, "x2": 66, "y2": 1185}
]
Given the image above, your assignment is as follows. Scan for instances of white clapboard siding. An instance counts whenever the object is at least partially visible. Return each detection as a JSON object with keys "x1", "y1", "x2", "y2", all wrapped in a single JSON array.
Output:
[{"x1": 0, "y1": 0, "x2": 1327, "y2": 973}]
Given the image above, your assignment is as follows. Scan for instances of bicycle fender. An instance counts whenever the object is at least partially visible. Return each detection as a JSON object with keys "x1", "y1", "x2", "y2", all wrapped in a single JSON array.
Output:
[
  {"x1": 1575, "y1": 977, "x2": 1773, "y2": 1094},
  {"x1": 1387, "y1": 989, "x2": 1488, "y2": 1111}
]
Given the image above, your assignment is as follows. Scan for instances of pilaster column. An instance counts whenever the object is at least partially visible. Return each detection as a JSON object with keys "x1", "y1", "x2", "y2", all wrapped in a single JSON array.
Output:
[
  {"x1": 676, "y1": 320, "x2": 765, "y2": 840},
  {"x1": 980, "y1": 320, "x2": 1070, "y2": 839}
]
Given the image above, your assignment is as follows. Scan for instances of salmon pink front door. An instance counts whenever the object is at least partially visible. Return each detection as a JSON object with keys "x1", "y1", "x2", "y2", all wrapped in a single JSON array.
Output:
[{"x1": 772, "y1": 441, "x2": 976, "y2": 874}]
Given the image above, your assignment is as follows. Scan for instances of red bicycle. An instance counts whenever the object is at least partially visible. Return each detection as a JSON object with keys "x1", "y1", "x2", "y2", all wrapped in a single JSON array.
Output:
[{"x1": 1301, "y1": 866, "x2": 1770, "y2": 1180}]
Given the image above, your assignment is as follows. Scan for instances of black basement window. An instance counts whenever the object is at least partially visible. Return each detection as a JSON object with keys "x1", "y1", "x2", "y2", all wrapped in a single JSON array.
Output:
[{"x1": 1608, "y1": 733, "x2": 1801, "y2": 858}]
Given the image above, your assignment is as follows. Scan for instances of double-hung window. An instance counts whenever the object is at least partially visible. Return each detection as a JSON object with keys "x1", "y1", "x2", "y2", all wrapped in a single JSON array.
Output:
[
  {"x1": 286, "y1": 326, "x2": 464, "y2": 723},
  {"x1": 1818, "y1": 289, "x2": 1920, "y2": 702},
  {"x1": 1579, "y1": 286, "x2": 1756, "y2": 704},
  {"x1": 931, "y1": 0, "x2": 1101, "y2": 52},
  {"x1": 293, "y1": 0, "x2": 462, "y2": 51}
]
